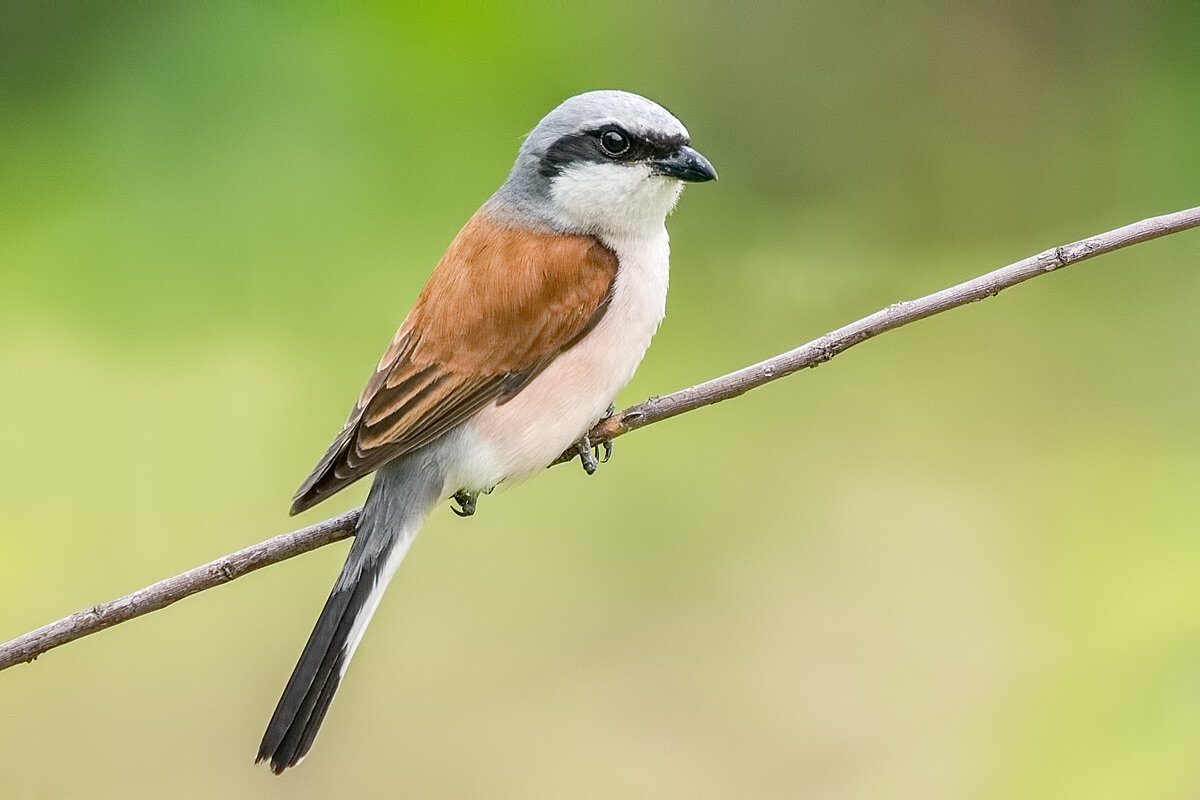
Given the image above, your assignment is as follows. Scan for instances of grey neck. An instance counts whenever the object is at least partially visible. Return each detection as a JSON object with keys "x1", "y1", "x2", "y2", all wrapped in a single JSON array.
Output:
[{"x1": 485, "y1": 158, "x2": 562, "y2": 233}]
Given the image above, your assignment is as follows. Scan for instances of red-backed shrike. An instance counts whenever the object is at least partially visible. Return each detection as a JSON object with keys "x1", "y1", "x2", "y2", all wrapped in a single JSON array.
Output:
[{"x1": 257, "y1": 90, "x2": 716, "y2": 773}]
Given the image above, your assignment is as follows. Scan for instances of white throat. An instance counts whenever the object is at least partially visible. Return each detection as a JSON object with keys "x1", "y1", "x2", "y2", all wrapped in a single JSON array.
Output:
[{"x1": 548, "y1": 162, "x2": 684, "y2": 236}]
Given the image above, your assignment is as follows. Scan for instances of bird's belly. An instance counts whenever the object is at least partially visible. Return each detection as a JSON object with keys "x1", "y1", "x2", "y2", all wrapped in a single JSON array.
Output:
[{"x1": 453, "y1": 230, "x2": 669, "y2": 491}]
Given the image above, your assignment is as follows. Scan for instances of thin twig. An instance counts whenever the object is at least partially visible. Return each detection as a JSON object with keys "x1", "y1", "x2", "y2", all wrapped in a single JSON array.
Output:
[
  {"x1": 0, "y1": 511, "x2": 362, "y2": 670},
  {"x1": 2, "y1": 205, "x2": 1198, "y2": 672}
]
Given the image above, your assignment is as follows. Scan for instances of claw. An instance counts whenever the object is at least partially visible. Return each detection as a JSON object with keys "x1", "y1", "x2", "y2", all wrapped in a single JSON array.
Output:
[
  {"x1": 595, "y1": 405, "x2": 614, "y2": 464},
  {"x1": 451, "y1": 490, "x2": 477, "y2": 517}
]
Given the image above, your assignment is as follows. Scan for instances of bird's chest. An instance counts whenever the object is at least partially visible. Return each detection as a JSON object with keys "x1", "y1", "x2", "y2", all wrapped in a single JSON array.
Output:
[
  {"x1": 593, "y1": 229, "x2": 672, "y2": 382},
  {"x1": 458, "y1": 229, "x2": 670, "y2": 488}
]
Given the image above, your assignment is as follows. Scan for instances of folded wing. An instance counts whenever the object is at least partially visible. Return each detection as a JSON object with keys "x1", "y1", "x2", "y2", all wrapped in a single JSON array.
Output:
[{"x1": 290, "y1": 210, "x2": 618, "y2": 514}]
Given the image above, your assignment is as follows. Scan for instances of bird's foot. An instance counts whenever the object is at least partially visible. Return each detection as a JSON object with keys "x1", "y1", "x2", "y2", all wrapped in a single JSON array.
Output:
[
  {"x1": 572, "y1": 432, "x2": 613, "y2": 476},
  {"x1": 569, "y1": 405, "x2": 617, "y2": 475},
  {"x1": 451, "y1": 489, "x2": 478, "y2": 517}
]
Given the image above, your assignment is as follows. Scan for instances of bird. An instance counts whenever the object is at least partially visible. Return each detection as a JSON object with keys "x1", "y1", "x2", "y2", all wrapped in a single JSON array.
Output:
[{"x1": 256, "y1": 90, "x2": 716, "y2": 774}]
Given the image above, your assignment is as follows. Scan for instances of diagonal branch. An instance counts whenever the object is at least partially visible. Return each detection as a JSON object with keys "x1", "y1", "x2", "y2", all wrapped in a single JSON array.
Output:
[{"x1": 3, "y1": 205, "x2": 1198, "y2": 672}]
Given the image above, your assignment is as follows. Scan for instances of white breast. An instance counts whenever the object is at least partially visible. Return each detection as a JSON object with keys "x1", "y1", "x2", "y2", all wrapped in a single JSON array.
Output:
[{"x1": 451, "y1": 226, "x2": 671, "y2": 492}]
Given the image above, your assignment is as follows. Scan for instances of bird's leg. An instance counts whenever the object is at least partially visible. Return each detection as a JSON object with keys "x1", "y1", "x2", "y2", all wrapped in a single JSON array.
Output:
[
  {"x1": 451, "y1": 489, "x2": 478, "y2": 517},
  {"x1": 573, "y1": 404, "x2": 616, "y2": 475}
]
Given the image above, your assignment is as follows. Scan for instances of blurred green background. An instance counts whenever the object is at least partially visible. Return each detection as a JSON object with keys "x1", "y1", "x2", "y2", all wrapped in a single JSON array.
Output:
[{"x1": 2, "y1": 2, "x2": 1198, "y2": 797}]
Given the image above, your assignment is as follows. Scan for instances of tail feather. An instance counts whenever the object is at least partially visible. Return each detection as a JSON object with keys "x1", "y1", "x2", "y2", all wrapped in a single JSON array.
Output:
[{"x1": 257, "y1": 456, "x2": 444, "y2": 774}]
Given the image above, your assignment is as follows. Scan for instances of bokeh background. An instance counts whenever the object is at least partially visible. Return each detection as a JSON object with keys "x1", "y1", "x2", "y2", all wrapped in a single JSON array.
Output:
[{"x1": 3, "y1": 3, "x2": 1198, "y2": 797}]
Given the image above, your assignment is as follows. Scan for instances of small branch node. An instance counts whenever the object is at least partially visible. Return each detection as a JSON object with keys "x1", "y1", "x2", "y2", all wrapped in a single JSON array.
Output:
[{"x1": 1052, "y1": 245, "x2": 1070, "y2": 269}]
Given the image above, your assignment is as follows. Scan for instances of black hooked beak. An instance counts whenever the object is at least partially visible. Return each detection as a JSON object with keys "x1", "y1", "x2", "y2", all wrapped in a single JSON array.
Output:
[{"x1": 651, "y1": 145, "x2": 718, "y2": 183}]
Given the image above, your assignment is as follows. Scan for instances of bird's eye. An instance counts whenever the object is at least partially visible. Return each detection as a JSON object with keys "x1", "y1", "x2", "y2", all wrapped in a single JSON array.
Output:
[{"x1": 599, "y1": 129, "x2": 630, "y2": 156}]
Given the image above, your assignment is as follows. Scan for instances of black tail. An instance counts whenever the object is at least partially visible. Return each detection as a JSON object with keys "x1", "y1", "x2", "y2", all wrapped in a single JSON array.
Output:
[
  {"x1": 257, "y1": 456, "x2": 444, "y2": 773},
  {"x1": 256, "y1": 545, "x2": 385, "y2": 773}
]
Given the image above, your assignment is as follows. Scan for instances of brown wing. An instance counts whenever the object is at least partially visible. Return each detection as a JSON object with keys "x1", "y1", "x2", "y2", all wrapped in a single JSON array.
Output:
[{"x1": 290, "y1": 209, "x2": 618, "y2": 514}]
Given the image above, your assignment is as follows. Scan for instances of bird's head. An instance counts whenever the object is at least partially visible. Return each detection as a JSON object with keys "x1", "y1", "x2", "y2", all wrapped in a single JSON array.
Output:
[{"x1": 494, "y1": 90, "x2": 716, "y2": 236}]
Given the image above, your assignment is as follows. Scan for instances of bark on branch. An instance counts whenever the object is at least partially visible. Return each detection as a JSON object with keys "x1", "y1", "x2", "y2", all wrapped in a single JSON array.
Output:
[{"x1": 3, "y1": 205, "x2": 1198, "y2": 672}]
